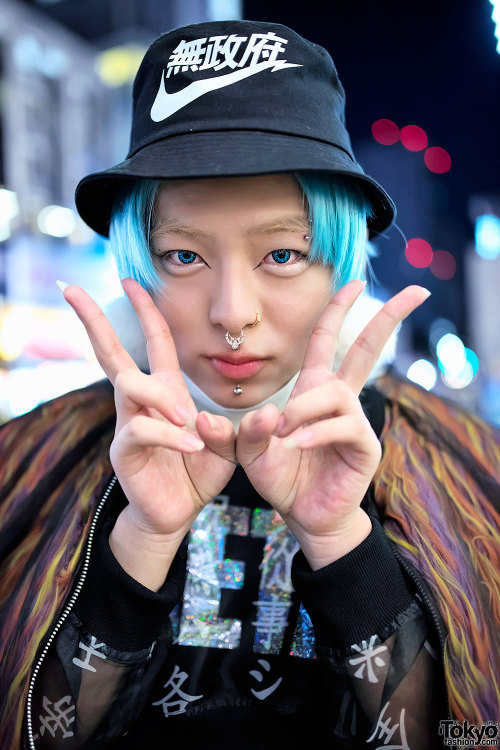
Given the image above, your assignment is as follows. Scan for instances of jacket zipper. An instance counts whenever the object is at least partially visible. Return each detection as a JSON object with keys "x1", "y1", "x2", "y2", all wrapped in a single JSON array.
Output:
[
  {"x1": 25, "y1": 475, "x2": 118, "y2": 750},
  {"x1": 390, "y1": 542, "x2": 452, "y2": 720}
]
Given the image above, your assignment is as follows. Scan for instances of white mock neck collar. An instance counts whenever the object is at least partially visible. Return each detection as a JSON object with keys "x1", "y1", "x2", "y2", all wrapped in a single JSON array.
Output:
[{"x1": 181, "y1": 371, "x2": 300, "y2": 431}]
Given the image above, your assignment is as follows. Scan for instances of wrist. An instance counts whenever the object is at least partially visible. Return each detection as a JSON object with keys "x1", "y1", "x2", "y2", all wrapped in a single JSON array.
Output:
[
  {"x1": 109, "y1": 507, "x2": 189, "y2": 591},
  {"x1": 292, "y1": 508, "x2": 373, "y2": 571}
]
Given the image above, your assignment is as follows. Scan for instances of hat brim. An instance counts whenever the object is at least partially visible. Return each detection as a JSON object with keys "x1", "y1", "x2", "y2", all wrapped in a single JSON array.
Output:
[{"x1": 75, "y1": 130, "x2": 395, "y2": 238}]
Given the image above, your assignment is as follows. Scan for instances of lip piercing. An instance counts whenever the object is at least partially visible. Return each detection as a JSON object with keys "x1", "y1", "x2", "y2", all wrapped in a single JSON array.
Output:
[
  {"x1": 225, "y1": 329, "x2": 245, "y2": 350},
  {"x1": 233, "y1": 384, "x2": 243, "y2": 395}
]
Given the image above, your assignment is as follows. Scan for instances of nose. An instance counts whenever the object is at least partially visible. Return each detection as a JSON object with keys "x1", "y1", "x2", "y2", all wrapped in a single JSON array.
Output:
[{"x1": 208, "y1": 265, "x2": 260, "y2": 335}]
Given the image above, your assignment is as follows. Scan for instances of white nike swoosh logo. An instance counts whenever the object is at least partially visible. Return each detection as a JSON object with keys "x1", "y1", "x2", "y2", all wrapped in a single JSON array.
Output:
[{"x1": 150, "y1": 59, "x2": 302, "y2": 122}]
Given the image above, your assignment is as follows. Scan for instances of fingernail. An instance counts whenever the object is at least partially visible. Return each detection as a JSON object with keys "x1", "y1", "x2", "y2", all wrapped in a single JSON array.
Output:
[
  {"x1": 185, "y1": 417, "x2": 197, "y2": 431},
  {"x1": 56, "y1": 280, "x2": 68, "y2": 293},
  {"x1": 420, "y1": 287, "x2": 432, "y2": 300},
  {"x1": 202, "y1": 411, "x2": 217, "y2": 430},
  {"x1": 175, "y1": 404, "x2": 191, "y2": 422},
  {"x1": 285, "y1": 430, "x2": 313, "y2": 449},
  {"x1": 183, "y1": 435, "x2": 205, "y2": 451}
]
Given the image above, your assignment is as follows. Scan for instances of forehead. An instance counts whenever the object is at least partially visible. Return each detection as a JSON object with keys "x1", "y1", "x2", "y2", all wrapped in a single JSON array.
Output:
[{"x1": 154, "y1": 174, "x2": 305, "y2": 220}]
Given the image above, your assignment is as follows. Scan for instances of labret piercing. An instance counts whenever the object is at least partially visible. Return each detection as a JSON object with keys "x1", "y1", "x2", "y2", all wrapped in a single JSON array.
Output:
[{"x1": 225, "y1": 312, "x2": 261, "y2": 396}]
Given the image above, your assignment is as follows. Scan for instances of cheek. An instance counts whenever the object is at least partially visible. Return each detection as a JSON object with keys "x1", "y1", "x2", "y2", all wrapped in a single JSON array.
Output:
[
  {"x1": 153, "y1": 289, "x2": 203, "y2": 358},
  {"x1": 270, "y1": 276, "x2": 331, "y2": 349}
]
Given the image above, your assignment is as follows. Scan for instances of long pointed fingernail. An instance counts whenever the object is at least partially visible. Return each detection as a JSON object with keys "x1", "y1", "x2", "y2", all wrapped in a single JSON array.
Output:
[{"x1": 56, "y1": 280, "x2": 68, "y2": 293}]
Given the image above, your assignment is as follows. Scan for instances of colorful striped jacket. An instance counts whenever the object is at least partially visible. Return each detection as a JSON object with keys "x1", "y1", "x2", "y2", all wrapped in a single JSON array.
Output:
[{"x1": 0, "y1": 369, "x2": 499, "y2": 748}]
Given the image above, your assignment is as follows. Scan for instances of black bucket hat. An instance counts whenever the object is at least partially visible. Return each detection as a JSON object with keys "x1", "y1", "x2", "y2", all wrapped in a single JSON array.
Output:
[{"x1": 75, "y1": 20, "x2": 396, "y2": 237}]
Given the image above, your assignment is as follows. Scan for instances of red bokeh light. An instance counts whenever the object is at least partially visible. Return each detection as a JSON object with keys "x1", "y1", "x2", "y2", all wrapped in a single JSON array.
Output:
[
  {"x1": 400, "y1": 125, "x2": 428, "y2": 151},
  {"x1": 424, "y1": 147, "x2": 451, "y2": 173},
  {"x1": 405, "y1": 238, "x2": 433, "y2": 268},
  {"x1": 372, "y1": 119, "x2": 399, "y2": 145},
  {"x1": 431, "y1": 250, "x2": 456, "y2": 280}
]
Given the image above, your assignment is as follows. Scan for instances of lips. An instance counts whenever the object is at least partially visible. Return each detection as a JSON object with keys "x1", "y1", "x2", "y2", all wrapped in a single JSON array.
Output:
[{"x1": 208, "y1": 354, "x2": 267, "y2": 379}]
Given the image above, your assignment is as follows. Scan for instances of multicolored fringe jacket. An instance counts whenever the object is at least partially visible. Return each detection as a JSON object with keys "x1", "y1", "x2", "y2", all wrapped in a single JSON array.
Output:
[{"x1": 0, "y1": 369, "x2": 499, "y2": 749}]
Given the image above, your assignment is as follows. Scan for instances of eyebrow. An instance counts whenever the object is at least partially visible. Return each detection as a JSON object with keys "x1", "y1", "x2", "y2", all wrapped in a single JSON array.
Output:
[{"x1": 151, "y1": 214, "x2": 311, "y2": 241}]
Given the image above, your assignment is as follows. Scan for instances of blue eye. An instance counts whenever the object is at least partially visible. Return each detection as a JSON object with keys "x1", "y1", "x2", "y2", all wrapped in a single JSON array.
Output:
[
  {"x1": 271, "y1": 249, "x2": 291, "y2": 264},
  {"x1": 177, "y1": 251, "x2": 197, "y2": 264}
]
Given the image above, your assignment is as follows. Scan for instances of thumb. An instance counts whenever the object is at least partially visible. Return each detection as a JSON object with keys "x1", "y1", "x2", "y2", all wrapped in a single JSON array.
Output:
[
  {"x1": 196, "y1": 412, "x2": 237, "y2": 463},
  {"x1": 236, "y1": 404, "x2": 280, "y2": 466}
]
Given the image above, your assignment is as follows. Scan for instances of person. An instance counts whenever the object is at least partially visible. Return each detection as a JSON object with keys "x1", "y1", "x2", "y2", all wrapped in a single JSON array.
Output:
[{"x1": 0, "y1": 19, "x2": 499, "y2": 750}]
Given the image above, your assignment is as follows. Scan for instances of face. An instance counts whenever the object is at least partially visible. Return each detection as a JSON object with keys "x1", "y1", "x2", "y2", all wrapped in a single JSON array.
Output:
[{"x1": 151, "y1": 174, "x2": 333, "y2": 407}]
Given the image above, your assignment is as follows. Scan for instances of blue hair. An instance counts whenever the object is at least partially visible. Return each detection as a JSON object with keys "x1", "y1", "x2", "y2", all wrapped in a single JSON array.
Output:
[{"x1": 109, "y1": 174, "x2": 376, "y2": 295}]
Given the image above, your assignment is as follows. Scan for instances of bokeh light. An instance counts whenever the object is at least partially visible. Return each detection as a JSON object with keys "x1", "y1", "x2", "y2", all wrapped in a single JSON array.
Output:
[
  {"x1": 405, "y1": 238, "x2": 433, "y2": 268},
  {"x1": 0, "y1": 188, "x2": 19, "y2": 242},
  {"x1": 400, "y1": 125, "x2": 428, "y2": 151},
  {"x1": 465, "y1": 347, "x2": 480, "y2": 378},
  {"x1": 424, "y1": 146, "x2": 451, "y2": 173},
  {"x1": 37, "y1": 206, "x2": 77, "y2": 238},
  {"x1": 430, "y1": 250, "x2": 456, "y2": 280},
  {"x1": 96, "y1": 45, "x2": 145, "y2": 87},
  {"x1": 429, "y1": 318, "x2": 457, "y2": 353},
  {"x1": 372, "y1": 119, "x2": 400, "y2": 145},
  {"x1": 475, "y1": 214, "x2": 500, "y2": 259},
  {"x1": 442, "y1": 360, "x2": 475, "y2": 390},
  {"x1": 436, "y1": 333, "x2": 466, "y2": 376},
  {"x1": 407, "y1": 359, "x2": 437, "y2": 390}
]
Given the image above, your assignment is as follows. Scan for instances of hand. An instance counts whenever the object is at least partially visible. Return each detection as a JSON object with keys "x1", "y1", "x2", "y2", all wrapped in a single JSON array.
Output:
[
  {"x1": 62, "y1": 278, "x2": 237, "y2": 587},
  {"x1": 236, "y1": 281, "x2": 431, "y2": 570}
]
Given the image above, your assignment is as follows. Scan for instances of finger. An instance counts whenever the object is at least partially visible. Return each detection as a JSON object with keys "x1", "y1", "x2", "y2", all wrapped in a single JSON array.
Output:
[
  {"x1": 121, "y1": 278, "x2": 182, "y2": 375},
  {"x1": 283, "y1": 415, "x2": 381, "y2": 461},
  {"x1": 119, "y1": 415, "x2": 205, "y2": 453},
  {"x1": 114, "y1": 370, "x2": 193, "y2": 428},
  {"x1": 300, "y1": 280, "x2": 367, "y2": 373},
  {"x1": 337, "y1": 285, "x2": 431, "y2": 395},
  {"x1": 195, "y1": 412, "x2": 238, "y2": 463},
  {"x1": 62, "y1": 284, "x2": 138, "y2": 384},
  {"x1": 236, "y1": 404, "x2": 280, "y2": 464},
  {"x1": 274, "y1": 379, "x2": 358, "y2": 437}
]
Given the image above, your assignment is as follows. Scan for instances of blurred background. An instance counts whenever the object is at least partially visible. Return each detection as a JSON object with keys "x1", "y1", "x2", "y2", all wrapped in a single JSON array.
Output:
[{"x1": 0, "y1": 0, "x2": 499, "y2": 424}]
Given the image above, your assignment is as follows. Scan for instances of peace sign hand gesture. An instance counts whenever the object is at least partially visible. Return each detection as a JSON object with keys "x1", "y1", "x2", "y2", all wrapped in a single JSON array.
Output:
[
  {"x1": 61, "y1": 278, "x2": 237, "y2": 589},
  {"x1": 236, "y1": 281, "x2": 431, "y2": 571}
]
